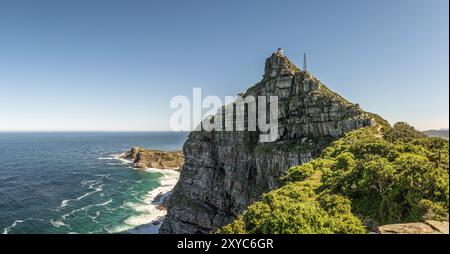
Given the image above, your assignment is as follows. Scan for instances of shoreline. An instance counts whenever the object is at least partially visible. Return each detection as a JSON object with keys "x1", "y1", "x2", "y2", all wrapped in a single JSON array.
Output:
[
  {"x1": 126, "y1": 167, "x2": 179, "y2": 234},
  {"x1": 112, "y1": 153, "x2": 180, "y2": 234}
]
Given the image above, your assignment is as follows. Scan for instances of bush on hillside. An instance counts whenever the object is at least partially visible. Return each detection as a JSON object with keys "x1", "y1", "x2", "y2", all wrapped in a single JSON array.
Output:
[{"x1": 219, "y1": 123, "x2": 449, "y2": 233}]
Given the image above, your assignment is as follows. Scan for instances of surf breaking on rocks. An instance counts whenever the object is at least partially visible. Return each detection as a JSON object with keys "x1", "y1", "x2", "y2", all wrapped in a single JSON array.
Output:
[{"x1": 110, "y1": 153, "x2": 180, "y2": 234}]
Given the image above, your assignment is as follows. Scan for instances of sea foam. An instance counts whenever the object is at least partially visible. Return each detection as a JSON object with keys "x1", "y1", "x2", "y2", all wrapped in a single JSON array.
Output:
[
  {"x1": 2, "y1": 218, "x2": 45, "y2": 234},
  {"x1": 59, "y1": 179, "x2": 104, "y2": 209},
  {"x1": 109, "y1": 168, "x2": 180, "y2": 234}
]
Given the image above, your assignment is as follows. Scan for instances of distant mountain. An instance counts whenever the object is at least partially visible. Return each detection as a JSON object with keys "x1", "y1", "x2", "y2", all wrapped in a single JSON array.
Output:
[{"x1": 423, "y1": 129, "x2": 449, "y2": 140}]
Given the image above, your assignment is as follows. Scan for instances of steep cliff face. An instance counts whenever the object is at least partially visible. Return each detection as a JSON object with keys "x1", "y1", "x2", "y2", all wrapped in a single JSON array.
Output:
[{"x1": 160, "y1": 51, "x2": 375, "y2": 233}]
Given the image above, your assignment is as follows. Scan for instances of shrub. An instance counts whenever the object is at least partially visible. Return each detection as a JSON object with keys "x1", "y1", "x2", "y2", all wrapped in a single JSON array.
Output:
[
  {"x1": 219, "y1": 181, "x2": 366, "y2": 234},
  {"x1": 384, "y1": 122, "x2": 427, "y2": 143},
  {"x1": 220, "y1": 124, "x2": 449, "y2": 234},
  {"x1": 282, "y1": 163, "x2": 315, "y2": 182}
]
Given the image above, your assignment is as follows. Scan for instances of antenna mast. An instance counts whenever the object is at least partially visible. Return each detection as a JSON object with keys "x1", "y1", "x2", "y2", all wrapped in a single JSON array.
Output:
[{"x1": 303, "y1": 52, "x2": 307, "y2": 72}]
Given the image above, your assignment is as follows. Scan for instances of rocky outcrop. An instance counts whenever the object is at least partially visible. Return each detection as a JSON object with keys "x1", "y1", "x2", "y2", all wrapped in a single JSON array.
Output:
[
  {"x1": 120, "y1": 146, "x2": 184, "y2": 170},
  {"x1": 160, "y1": 50, "x2": 376, "y2": 234},
  {"x1": 377, "y1": 221, "x2": 449, "y2": 234}
]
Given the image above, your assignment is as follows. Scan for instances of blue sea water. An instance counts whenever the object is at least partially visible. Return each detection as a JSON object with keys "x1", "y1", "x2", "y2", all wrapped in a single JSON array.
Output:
[{"x1": 0, "y1": 132, "x2": 188, "y2": 234}]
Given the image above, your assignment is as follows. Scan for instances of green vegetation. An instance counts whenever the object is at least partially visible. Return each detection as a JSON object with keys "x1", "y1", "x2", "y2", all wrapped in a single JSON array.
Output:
[
  {"x1": 384, "y1": 122, "x2": 427, "y2": 142},
  {"x1": 366, "y1": 112, "x2": 391, "y2": 131},
  {"x1": 220, "y1": 171, "x2": 366, "y2": 234},
  {"x1": 219, "y1": 123, "x2": 449, "y2": 234}
]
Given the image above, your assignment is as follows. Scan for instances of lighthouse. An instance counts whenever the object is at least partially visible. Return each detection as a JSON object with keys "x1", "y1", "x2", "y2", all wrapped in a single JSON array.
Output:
[{"x1": 276, "y1": 48, "x2": 284, "y2": 56}]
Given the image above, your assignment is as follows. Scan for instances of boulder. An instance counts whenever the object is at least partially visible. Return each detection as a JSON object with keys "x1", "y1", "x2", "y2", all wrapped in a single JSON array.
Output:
[{"x1": 378, "y1": 221, "x2": 449, "y2": 234}]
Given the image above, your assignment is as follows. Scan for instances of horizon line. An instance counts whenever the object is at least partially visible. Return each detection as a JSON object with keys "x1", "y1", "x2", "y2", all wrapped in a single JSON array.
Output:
[
  {"x1": 0, "y1": 128, "x2": 448, "y2": 133},
  {"x1": 0, "y1": 130, "x2": 188, "y2": 133}
]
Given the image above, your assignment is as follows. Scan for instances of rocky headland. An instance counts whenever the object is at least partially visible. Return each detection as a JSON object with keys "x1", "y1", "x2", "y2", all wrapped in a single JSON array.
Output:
[
  {"x1": 160, "y1": 50, "x2": 380, "y2": 234},
  {"x1": 159, "y1": 50, "x2": 448, "y2": 234},
  {"x1": 120, "y1": 146, "x2": 184, "y2": 170}
]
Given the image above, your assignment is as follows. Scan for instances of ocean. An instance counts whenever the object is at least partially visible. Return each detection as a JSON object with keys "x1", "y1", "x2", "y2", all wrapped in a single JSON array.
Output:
[{"x1": 0, "y1": 132, "x2": 188, "y2": 234}]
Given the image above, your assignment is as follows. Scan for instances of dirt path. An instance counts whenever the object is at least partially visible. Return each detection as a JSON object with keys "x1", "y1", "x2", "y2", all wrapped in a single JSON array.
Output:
[{"x1": 374, "y1": 124, "x2": 384, "y2": 139}]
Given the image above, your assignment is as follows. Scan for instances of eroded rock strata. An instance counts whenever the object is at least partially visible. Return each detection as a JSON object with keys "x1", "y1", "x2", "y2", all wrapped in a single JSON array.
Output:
[{"x1": 160, "y1": 50, "x2": 376, "y2": 233}]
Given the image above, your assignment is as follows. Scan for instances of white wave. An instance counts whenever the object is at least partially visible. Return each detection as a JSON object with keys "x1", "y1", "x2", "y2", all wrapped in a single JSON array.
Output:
[
  {"x1": 99, "y1": 153, "x2": 180, "y2": 234},
  {"x1": 2, "y1": 220, "x2": 24, "y2": 234},
  {"x1": 59, "y1": 181, "x2": 104, "y2": 208},
  {"x1": 117, "y1": 158, "x2": 133, "y2": 164},
  {"x1": 108, "y1": 168, "x2": 180, "y2": 234},
  {"x1": 81, "y1": 179, "x2": 100, "y2": 187},
  {"x1": 2, "y1": 218, "x2": 45, "y2": 234},
  {"x1": 50, "y1": 219, "x2": 70, "y2": 229},
  {"x1": 61, "y1": 199, "x2": 112, "y2": 220},
  {"x1": 99, "y1": 153, "x2": 133, "y2": 165},
  {"x1": 60, "y1": 200, "x2": 70, "y2": 208},
  {"x1": 98, "y1": 157, "x2": 115, "y2": 160},
  {"x1": 106, "y1": 162, "x2": 123, "y2": 166}
]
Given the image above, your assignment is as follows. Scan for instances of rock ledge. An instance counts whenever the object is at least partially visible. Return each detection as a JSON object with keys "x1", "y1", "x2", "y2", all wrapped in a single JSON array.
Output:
[{"x1": 377, "y1": 220, "x2": 449, "y2": 234}]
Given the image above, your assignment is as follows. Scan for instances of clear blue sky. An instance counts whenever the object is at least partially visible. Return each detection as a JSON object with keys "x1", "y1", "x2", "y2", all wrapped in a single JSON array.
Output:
[{"x1": 0, "y1": 0, "x2": 448, "y2": 131}]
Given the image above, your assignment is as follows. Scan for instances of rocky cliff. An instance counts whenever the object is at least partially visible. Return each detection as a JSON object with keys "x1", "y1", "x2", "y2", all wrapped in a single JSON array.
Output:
[{"x1": 160, "y1": 50, "x2": 376, "y2": 233}]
